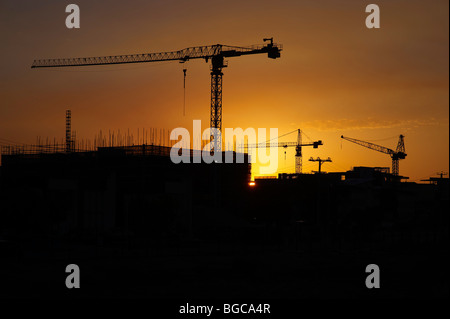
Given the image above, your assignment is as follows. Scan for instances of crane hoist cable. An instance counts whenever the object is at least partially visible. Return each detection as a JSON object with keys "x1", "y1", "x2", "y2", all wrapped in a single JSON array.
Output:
[
  {"x1": 183, "y1": 68, "x2": 187, "y2": 116},
  {"x1": 265, "y1": 129, "x2": 298, "y2": 143}
]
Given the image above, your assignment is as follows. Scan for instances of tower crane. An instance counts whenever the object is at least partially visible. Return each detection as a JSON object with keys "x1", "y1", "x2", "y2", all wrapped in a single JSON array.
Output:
[
  {"x1": 436, "y1": 171, "x2": 448, "y2": 179},
  {"x1": 341, "y1": 135, "x2": 406, "y2": 176},
  {"x1": 31, "y1": 38, "x2": 282, "y2": 152},
  {"x1": 244, "y1": 129, "x2": 323, "y2": 174},
  {"x1": 309, "y1": 157, "x2": 332, "y2": 173}
]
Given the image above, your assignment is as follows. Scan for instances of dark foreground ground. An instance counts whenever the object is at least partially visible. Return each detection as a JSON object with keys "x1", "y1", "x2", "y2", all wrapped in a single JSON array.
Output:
[{"x1": 1, "y1": 239, "x2": 447, "y2": 299}]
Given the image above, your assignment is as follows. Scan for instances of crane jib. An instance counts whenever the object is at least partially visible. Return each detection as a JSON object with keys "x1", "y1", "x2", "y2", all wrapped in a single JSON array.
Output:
[{"x1": 31, "y1": 42, "x2": 282, "y2": 68}]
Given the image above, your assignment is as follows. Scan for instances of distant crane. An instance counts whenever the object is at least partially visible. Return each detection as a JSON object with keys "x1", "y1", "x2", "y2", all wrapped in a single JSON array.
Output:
[
  {"x1": 309, "y1": 157, "x2": 332, "y2": 173},
  {"x1": 341, "y1": 135, "x2": 407, "y2": 176},
  {"x1": 31, "y1": 38, "x2": 282, "y2": 152},
  {"x1": 244, "y1": 129, "x2": 323, "y2": 174},
  {"x1": 436, "y1": 171, "x2": 448, "y2": 179}
]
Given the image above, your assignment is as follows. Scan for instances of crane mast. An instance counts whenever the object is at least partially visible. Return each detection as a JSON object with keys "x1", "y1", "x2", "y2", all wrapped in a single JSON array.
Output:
[
  {"x1": 295, "y1": 129, "x2": 302, "y2": 175},
  {"x1": 309, "y1": 157, "x2": 332, "y2": 173},
  {"x1": 341, "y1": 135, "x2": 407, "y2": 176},
  {"x1": 32, "y1": 39, "x2": 282, "y2": 152}
]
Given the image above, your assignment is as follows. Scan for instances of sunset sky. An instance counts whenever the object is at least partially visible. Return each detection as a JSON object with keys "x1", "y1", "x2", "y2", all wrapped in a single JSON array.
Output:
[{"x1": 1, "y1": 0, "x2": 448, "y2": 181}]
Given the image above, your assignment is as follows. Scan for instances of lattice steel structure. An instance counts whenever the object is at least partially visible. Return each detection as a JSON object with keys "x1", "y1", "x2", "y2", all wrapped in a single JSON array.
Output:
[{"x1": 341, "y1": 135, "x2": 407, "y2": 176}]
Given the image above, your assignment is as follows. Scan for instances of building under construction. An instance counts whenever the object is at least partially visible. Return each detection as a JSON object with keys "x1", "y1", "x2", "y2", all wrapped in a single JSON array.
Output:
[
  {"x1": 1, "y1": 140, "x2": 447, "y2": 245},
  {"x1": 0, "y1": 114, "x2": 448, "y2": 300},
  {"x1": 0, "y1": 144, "x2": 251, "y2": 243}
]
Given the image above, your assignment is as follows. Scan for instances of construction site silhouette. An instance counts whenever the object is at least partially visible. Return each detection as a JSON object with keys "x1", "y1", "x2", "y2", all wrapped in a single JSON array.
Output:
[
  {"x1": 0, "y1": 38, "x2": 448, "y2": 300},
  {"x1": 0, "y1": 139, "x2": 448, "y2": 298}
]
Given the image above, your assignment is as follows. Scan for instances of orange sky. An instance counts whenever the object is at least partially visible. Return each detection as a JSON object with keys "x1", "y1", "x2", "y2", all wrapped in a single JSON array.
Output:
[{"x1": 0, "y1": 0, "x2": 448, "y2": 181}]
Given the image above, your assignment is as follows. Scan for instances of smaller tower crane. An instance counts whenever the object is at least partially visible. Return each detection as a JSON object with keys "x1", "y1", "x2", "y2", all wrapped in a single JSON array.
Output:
[
  {"x1": 244, "y1": 129, "x2": 322, "y2": 174},
  {"x1": 309, "y1": 157, "x2": 332, "y2": 173},
  {"x1": 436, "y1": 171, "x2": 448, "y2": 179},
  {"x1": 341, "y1": 134, "x2": 407, "y2": 176}
]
